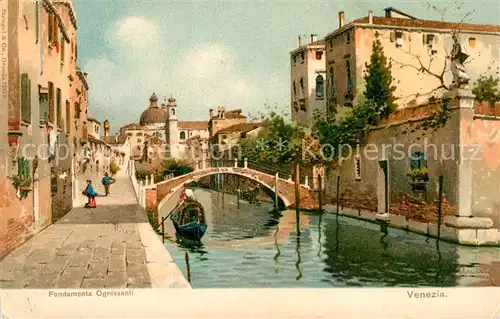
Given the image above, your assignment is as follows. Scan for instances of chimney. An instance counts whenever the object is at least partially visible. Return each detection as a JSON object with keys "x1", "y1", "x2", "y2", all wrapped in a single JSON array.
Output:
[
  {"x1": 209, "y1": 109, "x2": 214, "y2": 118},
  {"x1": 310, "y1": 34, "x2": 317, "y2": 43},
  {"x1": 298, "y1": 35, "x2": 302, "y2": 47},
  {"x1": 339, "y1": 11, "x2": 345, "y2": 28},
  {"x1": 103, "y1": 119, "x2": 110, "y2": 137},
  {"x1": 368, "y1": 10, "x2": 373, "y2": 24}
]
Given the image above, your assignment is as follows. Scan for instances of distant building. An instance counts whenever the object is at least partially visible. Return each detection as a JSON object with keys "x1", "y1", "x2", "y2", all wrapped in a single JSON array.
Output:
[{"x1": 290, "y1": 34, "x2": 327, "y2": 126}]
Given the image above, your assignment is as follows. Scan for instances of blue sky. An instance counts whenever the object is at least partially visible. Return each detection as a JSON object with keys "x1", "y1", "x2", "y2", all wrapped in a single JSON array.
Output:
[{"x1": 74, "y1": 0, "x2": 499, "y2": 133}]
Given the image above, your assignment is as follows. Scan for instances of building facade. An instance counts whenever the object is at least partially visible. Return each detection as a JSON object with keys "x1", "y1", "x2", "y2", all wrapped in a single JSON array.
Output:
[
  {"x1": 290, "y1": 35, "x2": 327, "y2": 126},
  {"x1": 0, "y1": 0, "x2": 89, "y2": 258},
  {"x1": 323, "y1": 8, "x2": 500, "y2": 120}
]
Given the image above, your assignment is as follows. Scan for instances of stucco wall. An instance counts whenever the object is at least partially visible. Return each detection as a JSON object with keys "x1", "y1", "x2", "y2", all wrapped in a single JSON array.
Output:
[
  {"x1": 326, "y1": 102, "x2": 461, "y2": 213},
  {"x1": 353, "y1": 27, "x2": 499, "y2": 106},
  {"x1": 463, "y1": 117, "x2": 500, "y2": 226}
]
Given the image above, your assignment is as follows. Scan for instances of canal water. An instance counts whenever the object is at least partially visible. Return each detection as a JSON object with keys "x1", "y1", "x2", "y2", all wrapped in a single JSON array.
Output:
[{"x1": 163, "y1": 188, "x2": 500, "y2": 288}]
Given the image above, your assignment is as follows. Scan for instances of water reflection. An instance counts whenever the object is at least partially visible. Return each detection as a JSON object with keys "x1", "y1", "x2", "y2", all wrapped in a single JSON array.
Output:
[{"x1": 163, "y1": 188, "x2": 500, "y2": 288}]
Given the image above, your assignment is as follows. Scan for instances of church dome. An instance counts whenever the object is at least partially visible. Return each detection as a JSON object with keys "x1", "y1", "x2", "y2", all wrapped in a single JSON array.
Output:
[{"x1": 139, "y1": 92, "x2": 167, "y2": 125}]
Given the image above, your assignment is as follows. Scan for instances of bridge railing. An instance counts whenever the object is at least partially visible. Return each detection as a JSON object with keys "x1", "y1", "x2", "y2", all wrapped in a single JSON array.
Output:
[{"x1": 246, "y1": 160, "x2": 293, "y2": 180}]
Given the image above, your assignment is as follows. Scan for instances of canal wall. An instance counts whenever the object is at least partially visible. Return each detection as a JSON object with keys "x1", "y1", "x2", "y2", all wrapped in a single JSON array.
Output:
[{"x1": 323, "y1": 204, "x2": 500, "y2": 247}]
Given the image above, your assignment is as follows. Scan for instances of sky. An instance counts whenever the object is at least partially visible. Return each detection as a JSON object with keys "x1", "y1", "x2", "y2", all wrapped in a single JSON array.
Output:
[{"x1": 73, "y1": 0, "x2": 499, "y2": 133}]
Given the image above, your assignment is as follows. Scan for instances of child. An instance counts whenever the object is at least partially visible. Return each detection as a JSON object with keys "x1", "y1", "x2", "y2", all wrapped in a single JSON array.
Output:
[
  {"x1": 101, "y1": 172, "x2": 115, "y2": 196},
  {"x1": 82, "y1": 179, "x2": 97, "y2": 208}
]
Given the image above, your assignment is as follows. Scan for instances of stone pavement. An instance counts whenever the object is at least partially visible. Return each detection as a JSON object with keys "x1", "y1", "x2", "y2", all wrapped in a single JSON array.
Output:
[{"x1": 0, "y1": 175, "x2": 190, "y2": 289}]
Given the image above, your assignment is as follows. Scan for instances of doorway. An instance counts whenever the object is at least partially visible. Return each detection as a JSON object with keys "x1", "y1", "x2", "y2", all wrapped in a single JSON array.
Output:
[{"x1": 377, "y1": 160, "x2": 389, "y2": 214}]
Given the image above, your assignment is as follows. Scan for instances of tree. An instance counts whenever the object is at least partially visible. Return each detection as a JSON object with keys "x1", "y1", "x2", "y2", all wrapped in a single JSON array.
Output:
[
  {"x1": 472, "y1": 74, "x2": 500, "y2": 107},
  {"x1": 363, "y1": 31, "x2": 396, "y2": 117}
]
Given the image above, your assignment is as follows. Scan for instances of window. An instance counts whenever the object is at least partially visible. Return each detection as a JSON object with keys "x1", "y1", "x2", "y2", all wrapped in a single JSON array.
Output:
[
  {"x1": 172, "y1": 109, "x2": 175, "y2": 116},
  {"x1": 346, "y1": 31, "x2": 351, "y2": 43},
  {"x1": 74, "y1": 102, "x2": 80, "y2": 119},
  {"x1": 410, "y1": 152, "x2": 427, "y2": 170},
  {"x1": 395, "y1": 31, "x2": 403, "y2": 48},
  {"x1": 240, "y1": 132, "x2": 247, "y2": 138},
  {"x1": 48, "y1": 82, "x2": 54, "y2": 123},
  {"x1": 60, "y1": 38, "x2": 65, "y2": 64},
  {"x1": 17, "y1": 157, "x2": 30, "y2": 182},
  {"x1": 315, "y1": 50, "x2": 323, "y2": 60},
  {"x1": 354, "y1": 155, "x2": 361, "y2": 180},
  {"x1": 39, "y1": 85, "x2": 48, "y2": 124},
  {"x1": 300, "y1": 52, "x2": 304, "y2": 62},
  {"x1": 299, "y1": 78, "x2": 304, "y2": 95},
  {"x1": 292, "y1": 55, "x2": 296, "y2": 64},
  {"x1": 127, "y1": 132, "x2": 133, "y2": 137},
  {"x1": 65, "y1": 100, "x2": 70, "y2": 134},
  {"x1": 48, "y1": 13, "x2": 54, "y2": 43},
  {"x1": 137, "y1": 139, "x2": 142, "y2": 143},
  {"x1": 222, "y1": 135, "x2": 227, "y2": 139},
  {"x1": 180, "y1": 131, "x2": 186, "y2": 140},
  {"x1": 329, "y1": 67, "x2": 335, "y2": 97},
  {"x1": 346, "y1": 60, "x2": 352, "y2": 95},
  {"x1": 21, "y1": 73, "x2": 31, "y2": 124},
  {"x1": 293, "y1": 80, "x2": 296, "y2": 98},
  {"x1": 329, "y1": 40, "x2": 333, "y2": 49},
  {"x1": 424, "y1": 34, "x2": 435, "y2": 47},
  {"x1": 315, "y1": 75, "x2": 324, "y2": 99},
  {"x1": 56, "y1": 88, "x2": 62, "y2": 128},
  {"x1": 468, "y1": 37, "x2": 476, "y2": 48}
]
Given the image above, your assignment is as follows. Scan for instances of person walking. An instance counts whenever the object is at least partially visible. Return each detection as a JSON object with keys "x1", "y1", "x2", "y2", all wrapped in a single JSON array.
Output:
[
  {"x1": 101, "y1": 172, "x2": 115, "y2": 196},
  {"x1": 83, "y1": 180, "x2": 97, "y2": 208}
]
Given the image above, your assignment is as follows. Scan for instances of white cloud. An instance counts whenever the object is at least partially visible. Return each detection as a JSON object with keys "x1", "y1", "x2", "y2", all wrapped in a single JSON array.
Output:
[
  {"x1": 84, "y1": 16, "x2": 268, "y2": 131},
  {"x1": 105, "y1": 16, "x2": 160, "y2": 51}
]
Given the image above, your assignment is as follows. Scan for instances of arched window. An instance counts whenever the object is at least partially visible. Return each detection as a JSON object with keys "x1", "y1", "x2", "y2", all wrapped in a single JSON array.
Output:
[
  {"x1": 172, "y1": 109, "x2": 175, "y2": 116},
  {"x1": 299, "y1": 78, "x2": 304, "y2": 93},
  {"x1": 179, "y1": 131, "x2": 186, "y2": 140},
  {"x1": 346, "y1": 60, "x2": 352, "y2": 95},
  {"x1": 293, "y1": 80, "x2": 296, "y2": 98},
  {"x1": 315, "y1": 75, "x2": 324, "y2": 99}
]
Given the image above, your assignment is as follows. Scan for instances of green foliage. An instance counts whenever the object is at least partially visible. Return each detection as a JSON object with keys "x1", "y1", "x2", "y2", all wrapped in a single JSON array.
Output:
[
  {"x1": 363, "y1": 32, "x2": 396, "y2": 117},
  {"x1": 8, "y1": 174, "x2": 32, "y2": 199},
  {"x1": 110, "y1": 160, "x2": 120, "y2": 175},
  {"x1": 135, "y1": 170, "x2": 148, "y2": 181},
  {"x1": 421, "y1": 97, "x2": 452, "y2": 131},
  {"x1": 237, "y1": 103, "x2": 322, "y2": 165},
  {"x1": 163, "y1": 158, "x2": 193, "y2": 177},
  {"x1": 314, "y1": 100, "x2": 382, "y2": 158},
  {"x1": 472, "y1": 74, "x2": 500, "y2": 108}
]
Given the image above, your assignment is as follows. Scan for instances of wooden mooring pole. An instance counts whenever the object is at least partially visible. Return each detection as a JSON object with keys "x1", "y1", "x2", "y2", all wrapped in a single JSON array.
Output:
[
  {"x1": 437, "y1": 175, "x2": 444, "y2": 240},
  {"x1": 184, "y1": 251, "x2": 191, "y2": 283},
  {"x1": 318, "y1": 174, "x2": 323, "y2": 212},
  {"x1": 161, "y1": 216, "x2": 165, "y2": 243},
  {"x1": 295, "y1": 163, "x2": 300, "y2": 236},
  {"x1": 336, "y1": 175, "x2": 340, "y2": 215},
  {"x1": 275, "y1": 172, "x2": 279, "y2": 211}
]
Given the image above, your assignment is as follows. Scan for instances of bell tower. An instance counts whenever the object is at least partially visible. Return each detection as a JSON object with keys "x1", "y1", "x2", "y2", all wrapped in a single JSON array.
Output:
[{"x1": 164, "y1": 95, "x2": 179, "y2": 158}]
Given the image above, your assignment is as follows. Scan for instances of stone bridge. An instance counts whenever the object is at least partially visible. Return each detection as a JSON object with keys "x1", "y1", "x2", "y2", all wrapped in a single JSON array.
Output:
[{"x1": 143, "y1": 166, "x2": 318, "y2": 220}]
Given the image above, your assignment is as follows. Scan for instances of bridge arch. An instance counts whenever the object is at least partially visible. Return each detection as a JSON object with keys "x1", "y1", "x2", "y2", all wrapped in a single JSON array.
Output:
[{"x1": 156, "y1": 168, "x2": 294, "y2": 218}]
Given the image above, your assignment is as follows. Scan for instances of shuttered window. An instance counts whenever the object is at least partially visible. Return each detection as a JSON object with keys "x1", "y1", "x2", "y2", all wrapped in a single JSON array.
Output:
[
  {"x1": 48, "y1": 82, "x2": 54, "y2": 123},
  {"x1": 56, "y1": 88, "x2": 62, "y2": 129},
  {"x1": 60, "y1": 38, "x2": 65, "y2": 64},
  {"x1": 39, "y1": 85, "x2": 49, "y2": 124},
  {"x1": 21, "y1": 73, "x2": 31, "y2": 124},
  {"x1": 66, "y1": 100, "x2": 70, "y2": 134},
  {"x1": 17, "y1": 157, "x2": 30, "y2": 180}
]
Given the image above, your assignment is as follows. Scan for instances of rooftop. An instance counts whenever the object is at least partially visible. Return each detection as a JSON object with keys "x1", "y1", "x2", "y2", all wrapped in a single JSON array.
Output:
[
  {"x1": 211, "y1": 108, "x2": 247, "y2": 120},
  {"x1": 325, "y1": 12, "x2": 500, "y2": 39},
  {"x1": 101, "y1": 135, "x2": 127, "y2": 145},
  {"x1": 178, "y1": 121, "x2": 209, "y2": 130}
]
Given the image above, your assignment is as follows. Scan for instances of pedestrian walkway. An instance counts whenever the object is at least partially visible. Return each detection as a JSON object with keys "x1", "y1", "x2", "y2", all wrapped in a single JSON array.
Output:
[{"x1": 0, "y1": 175, "x2": 189, "y2": 289}]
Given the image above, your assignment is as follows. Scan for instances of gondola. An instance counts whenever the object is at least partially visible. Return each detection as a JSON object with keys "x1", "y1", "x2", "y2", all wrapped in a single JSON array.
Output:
[{"x1": 170, "y1": 197, "x2": 207, "y2": 241}]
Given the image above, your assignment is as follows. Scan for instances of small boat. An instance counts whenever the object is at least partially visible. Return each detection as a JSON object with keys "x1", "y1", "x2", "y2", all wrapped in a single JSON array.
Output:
[{"x1": 171, "y1": 198, "x2": 207, "y2": 241}]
